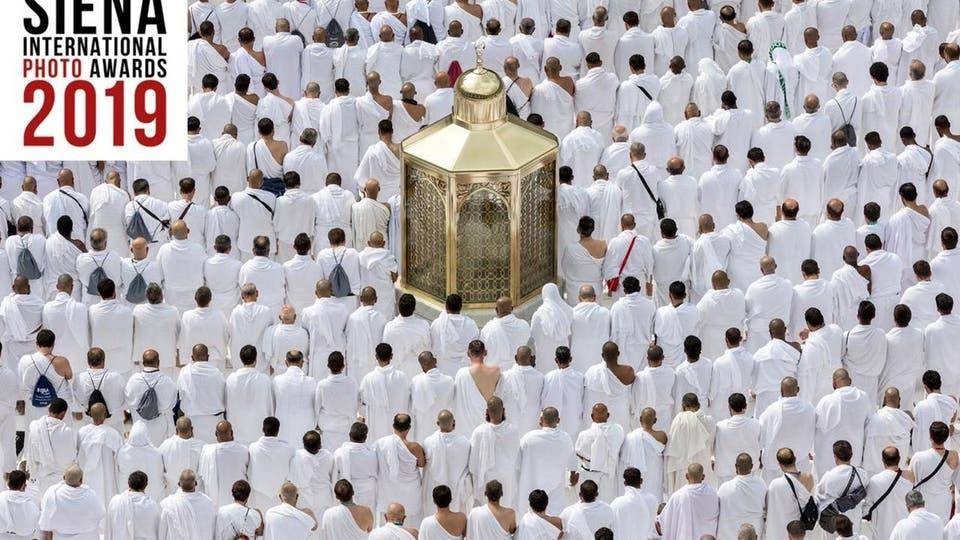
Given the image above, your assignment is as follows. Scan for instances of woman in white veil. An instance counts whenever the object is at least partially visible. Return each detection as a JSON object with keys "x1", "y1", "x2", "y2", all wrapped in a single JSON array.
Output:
[
  {"x1": 693, "y1": 58, "x2": 727, "y2": 115},
  {"x1": 530, "y1": 283, "x2": 574, "y2": 372},
  {"x1": 763, "y1": 41, "x2": 801, "y2": 120}
]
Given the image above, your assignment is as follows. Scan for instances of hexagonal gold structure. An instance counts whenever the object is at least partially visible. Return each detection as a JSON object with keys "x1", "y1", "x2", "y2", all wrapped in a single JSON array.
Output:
[{"x1": 400, "y1": 61, "x2": 559, "y2": 310}]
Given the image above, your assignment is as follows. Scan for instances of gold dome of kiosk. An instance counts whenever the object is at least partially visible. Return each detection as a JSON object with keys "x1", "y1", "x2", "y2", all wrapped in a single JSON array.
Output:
[{"x1": 400, "y1": 44, "x2": 560, "y2": 313}]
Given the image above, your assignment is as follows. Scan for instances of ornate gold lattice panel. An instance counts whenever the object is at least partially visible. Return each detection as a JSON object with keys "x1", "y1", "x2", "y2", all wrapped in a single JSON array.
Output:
[
  {"x1": 404, "y1": 169, "x2": 447, "y2": 300},
  {"x1": 520, "y1": 162, "x2": 557, "y2": 298},
  {"x1": 456, "y1": 185, "x2": 511, "y2": 303}
]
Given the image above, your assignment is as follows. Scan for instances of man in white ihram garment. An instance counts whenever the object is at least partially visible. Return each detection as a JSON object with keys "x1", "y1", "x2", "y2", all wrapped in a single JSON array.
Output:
[
  {"x1": 900, "y1": 261, "x2": 944, "y2": 329},
  {"x1": 40, "y1": 276, "x2": 89, "y2": 374},
  {"x1": 842, "y1": 301, "x2": 892, "y2": 405},
  {"x1": 812, "y1": 199, "x2": 857, "y2": 279},
  {"x1": 695, "y1": 271, "x2": 742, "y2": 352},
  {"x1": 345, "y1": 288, "x2": 387, "y2": 380},
  {"x1": 707, "y1": 329, "x2": 754, "y2": 422},
  {"x1": 688, "y1": 216, "x2": 730, "y2": 303},
  {"x1": 765, "y1": 200, "x2": 812, "y2": 285},
  {"x1": 517, "y1": 407, "x2": 578, "y2": 514},
  {"x1": 422, "y1": 411, "x2": 471, "y2": 514},
  {"x1": 560, "y1": 112, "x2": 605, "y2": 190},
  {"x1": 26, "y1": 399, "x2": 77, "y2": 498},
  {"x1": 176, "y1": 345, "x2": 227, "y2": 445},
  {"x1": 813, "y1": 368, "x2": 872, "y2": 478},
  {"x1": 752, "y1": 320, "x2": 801, "y2": 417},
  {"x1": 246, "y1": 416, "x2": 295, "y2": 513},
  {"x1": 887, "y1": 182, "x2": 930, "y2": 287},
  {"x1": 262, "y1": 308, "x2": 310, "y2": 374},
  {"x1": 282, "y1": 131, "x2": 327, "y2": 197},
  {"x1": 468, "y1": 396, "x2": 519, "y2": 511},
  {"x1": 576, "y1": 403, "x2": 626, "y2": 502},
  {"x1": 197, "y1": 421, "x2": 250, "y2": 508},
  {"x1": 658, "y1": 463, "x2": 718, "y2": 540},
  {"x1": 365, "y1": 27, "x2": 404, "y2": 98},
  {"x1": 615, "y1": 54, "x2": 659, "y2": 132},
  {"x1": 860, "y1": 233, "x2": 904, "y2": 330},
  {"x1": 743, "y1": 256, "x2": 792, "y2": 352},
  {"x1": 862, "y1": 389, "x2": 914, "y2": 476},
  {"x1": 374, "y1": 414, "x2": 426, "y2": 528},
  {"x1": 38, "y1": 465, "x2": 104, "y2": 540},
  {"x1": 355, "y1": 120, "x2": 401, "y2": 201},
  {"x1": 88, "y1": 278, "x2": 135, "y2": 376},
  {"x1": 479, "y1": 297, "x2": 531, "y2": 368},
  {"x1": 272, "y1": 350, "x2": 318, "y2": 443},
  {"x1": 359, "y1": 232, "x2": 398, "y2": 319},
  {"x1": 575, "y1": 52, "x2": 618, "y2": 137},
  {"x1": 757, "y1": 377, "x2": 816, "y2": 483},
  {"x1": 531, "y1": 57, "x2": 575, "y2": 139},
  {"x1": 87, "y1": 171, "x2": 130, "y2": 256},
  {"x1": 77, "y1": 403, "x2": 123, "y2": 509},
  {"x1": 105, "y1": 469, "x2": 161, "y2": 540},
  {"x1": 158, "y1": 469, "x2": 217, "y2": 540},
  {"x1": 698, "y1": 147, "x2": 743, "y2": 232},
  {"x1": 360, "y1": 344, "x2": 411, "y2": 441},
  {"x1": 154, "y1": 220, "x2": 205, "y2": 312},
  {"x1": 715, "y1": 453, "x2": 765, "y2": 540}
]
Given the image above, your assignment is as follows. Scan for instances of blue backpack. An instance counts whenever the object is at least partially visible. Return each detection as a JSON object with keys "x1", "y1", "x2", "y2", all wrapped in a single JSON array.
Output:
[{"x1": 30, "y1": 359, "x2": 57, "y2": 408}]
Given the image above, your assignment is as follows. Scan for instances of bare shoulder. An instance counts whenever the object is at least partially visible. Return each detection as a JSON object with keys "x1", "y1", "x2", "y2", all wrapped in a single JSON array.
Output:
[{"x1": 52, "y1": 356, "x2": 73, "y2": 380}]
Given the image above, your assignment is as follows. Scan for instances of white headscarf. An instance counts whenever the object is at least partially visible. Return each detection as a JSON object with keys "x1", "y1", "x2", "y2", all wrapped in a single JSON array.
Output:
[
  {"x1": 693, "y1": 59, "x2": 726, "y2": 115},
  {"x1": 535, "y1": 283, "x2": 574, "y2": 339}
]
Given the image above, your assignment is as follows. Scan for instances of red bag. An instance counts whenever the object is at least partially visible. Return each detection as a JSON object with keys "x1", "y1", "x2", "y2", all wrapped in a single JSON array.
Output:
[
  {"x1": 605, "y1": 235, "x2": 637, "y2": 293},
  {"x1": 448, "y1": 60, "x2": 463, "y2": 83}
]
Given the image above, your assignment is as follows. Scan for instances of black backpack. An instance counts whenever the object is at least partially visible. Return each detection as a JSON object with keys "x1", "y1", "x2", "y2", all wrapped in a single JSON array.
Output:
[
  {"x1": 784, "y1": 473, "x2": 818, "y2": 531},
  {"x1": 818, "y1": 466, "x2": 866, "y2": 533},
  {"x1": 86, "y1": 372, "x2": 111, "y2": 418},
  {"x1": 329, "y1": 249, "x2": 352, "y2": 298},
  {"x1": 323, "y1": 4, "x2": 345, "y2": 48},
  {"x1": 835, "y1": 97, "x2": 857, "y2": 147}
]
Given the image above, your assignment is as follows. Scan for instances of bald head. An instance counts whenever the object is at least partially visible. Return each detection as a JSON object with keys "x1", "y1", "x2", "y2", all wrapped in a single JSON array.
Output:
[
  {"x1": 170, "y1": 220, "x2": 189, "y2": 240},
  {"x1": 883, "y1": 387, "x2": 901, "y2": 408},
  {"x1": 612, "y1": 125, "x2": 628, "y2": 142},
  {"x1": 803, "y1": 94, "x2": 819, "y2": 113},
  {"x1": 686, "y1": 463, "x2": 705, "y2": 483},
  {"x1": 364, "y1": 178, "x2": 381, "y2": 200},
  {"x1": 179, "y1": 470, "x2": 198, "y2": 492},
  {"x1": 591, "y1": 403, "x2": 610, "y2": 423},
  {"x1": 64, "y1": 465, "x2": 84, "y2": 487},
  {"x1": 768, "y1": 318, "x2": 787, "y2": 339},
  {"x1": 780, "y1": 376, "x2": 799, "y2": 397},
  {"x1": 368, "y1": 231, "x2": 386, "y2": 249},
  {"x1": 760, "y1": 256, "x2": 776, "y2": 275},
  {"x1": 541, "y1": 407, "x2": 560, "y2": 427},
  {"x1": 698, "y1": 214, "x2": 715, "y2": 233},
  {"x1": 215, "y1": 421, "x2": 234, "y2": 442},
  {"x1": 437, "y1": 409, "x2": 455, "y2": 431},
  {"x1": 833, "y1": 368, "x2": 852, "y2": 387}
]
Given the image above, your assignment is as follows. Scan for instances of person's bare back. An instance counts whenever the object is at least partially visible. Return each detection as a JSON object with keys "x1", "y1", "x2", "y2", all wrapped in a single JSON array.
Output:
[
  {"x1": 264, "y1": 139, "x2": 288, "y2": 166},
  {"x1": 405, "y1": 440, "x2": 427, "y2": 467},
  {"x1": 746, "y1": 220, "x2": 768, "y2": 240},
  {"x1": 436, "y1": 509, "x2": 467, "y2": 537},
  {"x1": 372, "y1": 93, "x2": 394, "y2": 113},
  {"x1": 470, "y1": 363, "x2": 501, "y2": 401},
  {"x1": 645, "y1": 426, "x2": 668, "y2": 445},
  {"x1": 581, "y1": 237, "x2": 607, "y2": 259},
  {"x1": 556, "y1": 75, "x2": 575, "y2": 95},
  {"x1": 348, "y1": 504, "x2": 375, "y2": 532},
  {"x1": 402, "y1": 101, "x2": 426, "y2": 122},
  {"x1": 489, "y1": 504, "x2": 517, "y2": 534},
  {"x1": 611, "y1": 363, "x2": 635, "y2": 386}
]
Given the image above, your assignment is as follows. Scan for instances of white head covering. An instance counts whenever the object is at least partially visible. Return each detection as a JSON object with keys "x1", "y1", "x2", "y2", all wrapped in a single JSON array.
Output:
[
  {"x1": 535, "y1": 283, "x2": 574, "y2": 339},
  {"x1": 693, "y1": 59, "x2": 726, "y2": 114}
]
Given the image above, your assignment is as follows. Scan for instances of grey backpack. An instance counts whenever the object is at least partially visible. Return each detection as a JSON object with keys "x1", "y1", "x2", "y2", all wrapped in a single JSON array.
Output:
[
  {"x1": 16, "y1": 238, "x2": 41, "y2": 280},
  {"x1": 126, "y1": 210, "x2": 152, "y2": 241},
  {"x1": 125, "y1": 270, "x2": 147, "y2": 304},
  {"x1": 135, "y1": 376, "x2": 161, "y2": 420},
  {"x1": 86, "y1": 254, "x2": 110, "y2": 295},
  {"x1": 329, "y1": 249, "x2": 353, "y2": 298}
]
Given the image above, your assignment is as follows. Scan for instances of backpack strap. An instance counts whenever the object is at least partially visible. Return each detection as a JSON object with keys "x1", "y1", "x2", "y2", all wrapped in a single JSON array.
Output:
[
  {"x1": 177, "y1": 201, "x2": 194, "y2": 221},
  {"x1": 59, "y1": 189, "x2": 88, "y2": 224},
  {"x1": 630, "y1": 164, "x2": 658, "y2": 207},
  {"x1": 914, "y1": 450, "x2": 950, "y2": 490},
  {"x1": 247, "y1": 192, "x2": 275, "y2": 218},
  {"x1": 136, "y1": 200, "x2": 170, "y2": 236},
  {"x1": 865, "y1": 470, "x2": 902, "y2": 520},
  {"x1": 635, "y1": 83, "x2": 653, "y2": 101},
  {"x1": 783, "y1": 472, "x2": 806, "y2": 515}
]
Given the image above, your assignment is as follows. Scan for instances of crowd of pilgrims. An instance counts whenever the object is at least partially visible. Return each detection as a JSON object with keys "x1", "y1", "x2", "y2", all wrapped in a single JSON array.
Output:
[{"x1": 0, "y1": 0, "x2": 959, "y2": 537}]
